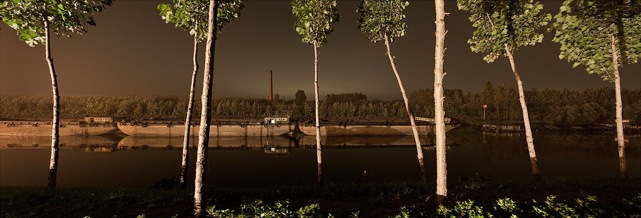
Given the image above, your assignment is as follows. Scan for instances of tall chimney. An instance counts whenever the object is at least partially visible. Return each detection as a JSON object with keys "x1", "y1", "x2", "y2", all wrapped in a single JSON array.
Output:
[{"x1": 269, "y1": 70, "x2": 273, "y2": 102}]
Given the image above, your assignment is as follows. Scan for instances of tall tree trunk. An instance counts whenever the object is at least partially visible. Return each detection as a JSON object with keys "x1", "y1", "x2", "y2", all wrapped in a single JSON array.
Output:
[
  {"x1": 434, "y1": 0, "x2": 447, "y2": 204},
  {"x1": 45, "y1": 21, "x2": 60, "y2": 190},
  {"x1": 504, "y1": 44, "x2": 540, "y2": 179},
  {"x1": 383, "y1": 33, "x2": 427, "y2": 181},
  {"x1": 194, "y1": 0, "x2": 218, "y2": 217},
  {"x1": 180, "y1": 33, "x2": 200, "y2": 190},
  {"x1": 313, "y1": 40, "x2": 323, "y2": 184},
  {"x1": 611, "y1": 34, "x2": 627, "y2": 180}
]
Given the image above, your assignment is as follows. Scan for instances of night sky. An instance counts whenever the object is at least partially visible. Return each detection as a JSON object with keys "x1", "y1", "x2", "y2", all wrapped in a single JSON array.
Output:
[{"x1": 1, "y1": 0, "x2": 639, "y2": 100}]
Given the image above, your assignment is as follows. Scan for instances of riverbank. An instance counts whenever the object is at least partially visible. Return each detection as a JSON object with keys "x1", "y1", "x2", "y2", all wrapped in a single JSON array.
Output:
[
  {"x1": 463, "y1": 122, "x2": 641, "y2": 135},
  {"x1": 2, "y1": 178, "x2": 640, "y2": 217}
]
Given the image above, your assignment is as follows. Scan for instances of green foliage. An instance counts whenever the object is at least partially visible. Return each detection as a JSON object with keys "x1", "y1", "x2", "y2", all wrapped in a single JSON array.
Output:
[
  {"x1": 158, "y1": 0, "x2": 243, "y2": 41},
  {"x1": 457, "y1": 0, "x2": 551, "y2": 63},
  {"x1": 295, "y1": 90, "x2": 307, "y2": 103},
  {"x1": 551, "y1": 0, "x2": 641, "y2": 81},
  {"x1": 530, "y1": 195, "x2": 604, "y2": 217},
  {"x1": 291, "y1": 0, "x2": 340, "y2": 46},
  {"x1": 325, "y1": 93, "x2": 367, "y2": 105},
  {"x1": 540, "y1": 195, "x2": 577, "y2": 217},
  {"x1": 357, "y1": 0, "x2": 409, "y2": 43},
  {"x1": 296, "y1": 203, "x2": 322, "y2": 217},
  {"x1": 574, "y1": 195, "x2": 605, "y2": 217},
  {"x1": 619, "y1": 194, "x2": 641, "y2": 212},
  {"x1": 392, "y1": 206, "x2": 412, "y2": 218},
  {"x1": 206, "y1": 205, "x2": 236, "y2": 217},
  {"x1": 2, "y1": 87, "x2": 641, "y2": 125},
  {"x1": 295, "y1": 90, "x2": 307, "y2": 116},
  {"x1": 2, "y1": 184, "x2": 641, "y2": 217},
  {"x1": 206, "y1": 200, "x2": 324, "y2": 217},
  {"x1": 349, "y1": 211, "x2": 360, "y2": 218},
  {"x1": 437, "y1": 200, "x2": 489, "y2": 217},
  {"x1": 1, "y1": 0, "x2": 113, "y2": 47},
  {"x1": 436, "y1": 195, "x2": 617, "y2": 217},
  {"x1": 494, "y1": 198, "x2": 520, "y2": 216}
]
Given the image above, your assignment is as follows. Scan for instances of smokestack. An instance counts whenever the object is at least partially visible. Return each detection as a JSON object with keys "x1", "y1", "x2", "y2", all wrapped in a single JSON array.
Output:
[{"x1": 269, "y1": 70, "x2": 273, "y2": 102}]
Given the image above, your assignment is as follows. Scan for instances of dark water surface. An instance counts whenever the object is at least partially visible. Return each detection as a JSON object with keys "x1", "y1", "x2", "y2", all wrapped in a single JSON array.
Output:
[{"x1": 1, "y1": 130, "x2": 639, "y2": 188}]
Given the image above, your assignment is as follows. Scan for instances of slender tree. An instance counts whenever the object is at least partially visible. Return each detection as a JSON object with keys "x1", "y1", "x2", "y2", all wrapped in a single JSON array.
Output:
[
  {"x1": 433, "y1": 0, "x2": 448, "y2": 203},
  {"x1": 551, "y1": 0, "x2": 641, "y2": 179},
  {"x1": 357, "y1": 0, "x2": 427, "y2": 181},
  {"x1": 1, "y1": 0, "x2": 112, "y2": 189},
  {"x1": 158, "y1": 0, "x2": 242, "y2": 190},
  {"x1": 292, "y1": 0, "x2": 340, "y2": 184},
  {"x1": 457, "y1": 0, "x2": 551, "y2": 178},
  {"x1": 193, "y1": 0, "x2": 218, "y2": 216}
]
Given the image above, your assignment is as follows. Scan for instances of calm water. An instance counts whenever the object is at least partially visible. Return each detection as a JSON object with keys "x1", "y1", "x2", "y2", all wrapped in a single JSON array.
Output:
[{"x1": 1, "y1": 130, "x2": 639, "y2": 188}]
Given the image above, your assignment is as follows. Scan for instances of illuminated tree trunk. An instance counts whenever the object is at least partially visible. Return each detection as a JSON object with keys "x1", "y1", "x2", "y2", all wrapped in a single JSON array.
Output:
[
  {"x1": 45, "y1": 21, "x2": 60, "y2": 190},
  {"x1": 194, "y1": 0, "x2": 218, "y2": 217},
  {"x1": 504, "y1": 44, "x2": 540, "y2": 179},
  {"x1": 180, "y1": 33, "x2": 200, "y2": 190},
  {"x1": 313, "y1": 39, "x2": 323, "y2": 184},
  {"x1": 434, "y1": 0, "x2": 447, "y2": 203},
  {"x1": 611, "y1": 34, "x2": 627, "y2": 180},
  {"x1": 383, "y1": 33, "x2": 427, "y2": 181}
]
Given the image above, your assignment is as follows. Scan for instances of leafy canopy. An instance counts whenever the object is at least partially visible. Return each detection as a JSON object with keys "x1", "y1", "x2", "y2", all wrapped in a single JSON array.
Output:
[
  {"x1": 357, "y1": 0, "x2": 409, "y2": 43},
  {"x1": 551, "y1": 0, "x2": 641, "y2": 81},
  {"x1": 1, "y1": 0, "x2": 113, "y2": 47},
  {"x1": 291, "y1": 0, "x2": 340, "y2": 47},
  {"x1": 158, "y1": 0, "x2": 243, "y2": 41},
  {"x1": 457, "y1": 0, "x2": 551, "y2": 63}
]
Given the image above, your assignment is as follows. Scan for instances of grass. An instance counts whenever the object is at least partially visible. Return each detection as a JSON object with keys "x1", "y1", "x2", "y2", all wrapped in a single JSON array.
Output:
[{"x1": 2, "y1": 177, "x2": 640, "y2": 217}]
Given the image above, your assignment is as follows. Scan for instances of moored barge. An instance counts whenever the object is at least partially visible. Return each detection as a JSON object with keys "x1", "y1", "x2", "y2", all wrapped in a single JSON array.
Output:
[{"x1": 117, "y1": 116, "x2": 293, "y2": 137}]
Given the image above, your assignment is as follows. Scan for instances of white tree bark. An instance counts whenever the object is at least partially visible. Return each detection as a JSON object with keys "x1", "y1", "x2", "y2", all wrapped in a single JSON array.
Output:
[
  {"x1": 611, "y1": 34, "x2": 627, "y2": 180},
  {"x1": 313, "y1": 40, "x2": 323, "y2": 184},
  {"x1": 434, "y1": 0, "x2": 447, "y2": 203},
  {"x1": 45, "y1": 20, "x2": 60, "y2": 190},
  {"x1": 194, "y1": 0, "x2": 218, "y2": 217},
  {"x1": 180, "y1": 33, "x2": 200, "y2": 190},
  {"x1": 384, "y1": 33, "x2": 427, "y2": 181},
  {"x1": 504, "y1": 44, "x2": 540, "y2": 178}
]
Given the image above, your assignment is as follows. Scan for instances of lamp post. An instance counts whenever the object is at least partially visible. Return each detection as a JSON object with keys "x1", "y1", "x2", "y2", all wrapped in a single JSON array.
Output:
[{"x1": 482, "y1": 104, "x2": 487, "y2": 121}]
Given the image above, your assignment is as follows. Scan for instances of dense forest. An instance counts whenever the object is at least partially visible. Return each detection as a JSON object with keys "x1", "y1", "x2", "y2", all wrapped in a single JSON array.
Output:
[{"x1": 1, "y1": 83, "x2": 640, "y2": 126}]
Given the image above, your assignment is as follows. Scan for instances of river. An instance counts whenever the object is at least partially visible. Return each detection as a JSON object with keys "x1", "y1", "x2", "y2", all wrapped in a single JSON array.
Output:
[{"x1": 1, "y1": 129, "x2": 639, "y2": 188}]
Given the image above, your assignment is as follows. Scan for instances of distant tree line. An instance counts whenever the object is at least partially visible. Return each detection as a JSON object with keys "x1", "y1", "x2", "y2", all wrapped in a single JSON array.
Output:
[
  {"x1": 0, "y1": 96, "x2": 265, "y2": 121},
  {"x1": 410, "y1": 83, "x2": 641, "y2": 125},
  {"x1": 1, "y1": 85, "x2": 640, "y2": 125}
]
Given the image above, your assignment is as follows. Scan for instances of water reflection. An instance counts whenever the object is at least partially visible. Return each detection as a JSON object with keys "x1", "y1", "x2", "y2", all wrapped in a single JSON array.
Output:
[
  {"x1": 619, "y1": 142, "x2": 628, "y2": 179},
  {"x1": 116, "y1": 136, "x2": 295, "y2": 150},
  {"x1": 0, "y1": 133, "x2": 639, "y2": 188},
  {"x1": 0, "y1": 136, "x2": 120, "y2": 152},
  {"x1": 298, "y1": 135, "x2": 437, "y2": 148}
]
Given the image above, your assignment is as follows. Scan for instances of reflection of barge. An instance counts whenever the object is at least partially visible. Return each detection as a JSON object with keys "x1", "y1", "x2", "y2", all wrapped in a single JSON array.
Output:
[
  {"x1": 0, "y1": 117, "x2": 118, "y2": 136},
  {"x1": 0, "y1": 135, "x2": 119, "y2": 149},
  {"x1": 299, "y1": 135, "x2": 428, "y2": 147},
  {"x1": 116, "y1": 135, "x2": 293, "y2": 149},
  {"x1": 481, "y1": 124, "x2": 522, "y2": 133},
  {"x1": 299, "y1": 118, "x2": 459, "y2": 136},
  {"x1": 117, "y1": 116, "x2": 293, "y2": 137}
]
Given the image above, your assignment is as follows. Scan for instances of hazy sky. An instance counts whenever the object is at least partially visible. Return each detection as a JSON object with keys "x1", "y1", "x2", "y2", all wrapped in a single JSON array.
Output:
[{"x1": 1, "y1": 0, "x2": 639, "y2": 100}]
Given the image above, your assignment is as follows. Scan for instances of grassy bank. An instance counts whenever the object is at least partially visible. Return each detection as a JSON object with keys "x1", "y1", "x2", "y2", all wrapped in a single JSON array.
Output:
[{"x1": 2, "y1": 178, "x2": 641, "y2": 217}]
